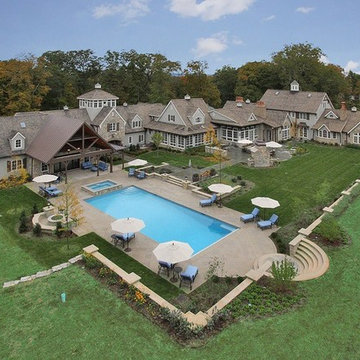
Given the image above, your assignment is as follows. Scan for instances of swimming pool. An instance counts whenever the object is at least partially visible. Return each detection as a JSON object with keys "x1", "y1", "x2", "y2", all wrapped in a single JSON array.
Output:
[{"x1": 85, "y1": 186, "x2": 237, "y2": 254}]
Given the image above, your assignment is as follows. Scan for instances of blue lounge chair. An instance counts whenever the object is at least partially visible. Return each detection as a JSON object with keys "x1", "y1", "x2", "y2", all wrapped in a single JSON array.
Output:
[
  {"x1": 157, "y1": 261, "x2": 174, "y2": 277},
  {"x1": 39, "y1": 186, "x2": 62, "y2": 197},
  {"x1": 128, "y1": 168, "x2": 135, "y2": 177},
  {"x1": 81, "y1": 161, "x2": 93, "y2": 169},
  {"x1": 111, "y1": 233, "x2": 135, "y2": 248},
  {"x1": 136, "y1": 171, "x2": 146, "y2": 179},
  {"x1": 240, "y1": 207, "x2": 260, "y2": 223},
  {"x1": 199, "y1": 194, "x2": 217, "y2": 207},
  {"x1": 180, "y1": 265, "x2": 198, "y2": 290},
  {"x1": 98, "y1": 161, "x2": 108, "y2": 171},
  {"x1": 257, "y1": 214, "x2": 279, "y2": 230}
]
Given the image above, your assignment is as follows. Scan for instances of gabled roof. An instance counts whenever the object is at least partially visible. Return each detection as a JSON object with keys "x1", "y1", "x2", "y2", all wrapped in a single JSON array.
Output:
[
  {"x1": 260, "y1": 89, "x2": 330, "y2": 113},
  {"x1": 313, "y1": 109, "x2": 349, "y2": 132},
  {"x1": 26, "y1": 109, "x2": 97, "y2": 163},
  {"x1": 0, "y1": 112, "x2": 49, "y2": 158}
]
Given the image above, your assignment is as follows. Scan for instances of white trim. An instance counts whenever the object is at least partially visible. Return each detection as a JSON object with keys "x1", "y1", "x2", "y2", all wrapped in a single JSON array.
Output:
[
  {"x1": 209, "y1": 110, "x2": 237, "y2": 123},
  {"x1": 99, "y1": 108, "x2": 126, "y2": 128},
  {"x1": 318, "y1": 124, "x2": 331, "y2": 132},
  {"x1": 324, "y1": 110, "x2": 338, "y2": 119},
  {"x1": 347, "y1": 122, "x2": 360, "y2": 134},
  {"x1": 10, "y1": 132, "x2": 25, "y2": 140},
  {"x1": 248, "y1": 113, "x2": 257, "y2": 122}
]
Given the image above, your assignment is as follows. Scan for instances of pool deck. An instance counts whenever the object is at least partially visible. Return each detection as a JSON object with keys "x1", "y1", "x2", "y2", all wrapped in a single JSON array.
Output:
[{"x1": 28, "y1": 166, "x2": 276, "y2": 291}]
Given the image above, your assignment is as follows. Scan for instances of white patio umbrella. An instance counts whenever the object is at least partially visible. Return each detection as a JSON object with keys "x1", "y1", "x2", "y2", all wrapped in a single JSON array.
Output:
[
  {"x1": 238, "y1": 139, "x2": 253, "y2": 146},
  {"x1": 111, "y1": 217, "x2": 145, "y2": 252},
  {"x1": 126, "y1": 159, "x2": 148, "y2": 167},
  {"x1": 251, "y1": 197, "x2": 280, "y2": 219},
  {"x1": 153, "y1": 241, "x2": 194, "y2": 264},
  {"x1": 208, "y1": 183, "x2": 233, "y2": 194},
  {"x1": 33, "y1": 174, "x2": 59, "y2": 187},
  {"x1": 266, "y1": 141, "x2": 282, "y2": 148}
]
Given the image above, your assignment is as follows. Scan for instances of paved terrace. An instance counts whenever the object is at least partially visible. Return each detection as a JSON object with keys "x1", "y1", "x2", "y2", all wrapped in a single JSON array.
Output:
[{"x1": 27, "y1": 166, "x2": 276, "y2": 290}]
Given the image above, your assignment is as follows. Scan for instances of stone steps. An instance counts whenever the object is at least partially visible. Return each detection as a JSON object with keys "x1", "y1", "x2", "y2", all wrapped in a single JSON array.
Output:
[{"x1": 294, "y1": 238, "x2": 329, "y2": 281}]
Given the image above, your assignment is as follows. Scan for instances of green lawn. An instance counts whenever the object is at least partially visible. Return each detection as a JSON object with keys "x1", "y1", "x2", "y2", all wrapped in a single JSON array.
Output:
[
  {"x1": 0, "y1": 186, "x2": 181, "y2": 300},
  {"x1": 139, "y1": 150, "x2": 215, "y2": 168},
  {"x1": 1, "y1": 197, "x2": 360, "y2": 359},
  {"x1": 224, "y1": 143, "x2": 360, "y2": 224}
]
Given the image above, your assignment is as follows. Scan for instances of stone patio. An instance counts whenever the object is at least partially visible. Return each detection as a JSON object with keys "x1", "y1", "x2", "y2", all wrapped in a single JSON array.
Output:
[{"x1": 27, "y1": 166, "x2": 277, "y2": 291}]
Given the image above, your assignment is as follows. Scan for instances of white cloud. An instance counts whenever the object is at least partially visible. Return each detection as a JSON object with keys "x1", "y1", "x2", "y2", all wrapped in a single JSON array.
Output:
[
  {"x1": 344, "y1": 60, "x2": 360, "y2": 74},
  {"x1": 169, "y1": 0, "x2": 255, "y2": 21},
  {"x1": 193, "y1": 32, "x2": 228, "y2": 58},
  {"x1": 319, "y1": 55, "x2": 329, "y2": 65},
  {"x1": 296, "y1": 7, "x2": 314, "y2": 14},
  {"x1": 263, "y1": 15, "x2": 275, "y2": 22},
  {"x1": 93, "y1": 0, "x2": 149, "y2": 21}
]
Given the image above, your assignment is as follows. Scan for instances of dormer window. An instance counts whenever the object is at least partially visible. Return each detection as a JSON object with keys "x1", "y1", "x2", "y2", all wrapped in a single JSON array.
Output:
[
  {"x1": 290, "y1": 80, "x2": 299, "y2": 92},
  {"x1": 15, "y1": 139, "x2": 22, "y2": 149},
  {"x1": 132, "y1": 119, "x2": 142, "y2": 128}
]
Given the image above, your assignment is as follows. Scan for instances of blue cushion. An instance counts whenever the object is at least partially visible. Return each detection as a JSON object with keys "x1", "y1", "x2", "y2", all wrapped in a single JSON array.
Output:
[
  {"x1": 158, "y1": 260, "x2": 173, "y2": 269},
  {"x1": 180, "y1": 265, "x2": 198, "y2": 281}
]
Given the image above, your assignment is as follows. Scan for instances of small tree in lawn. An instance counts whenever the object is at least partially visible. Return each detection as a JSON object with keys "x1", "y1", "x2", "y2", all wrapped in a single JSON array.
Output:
[
  {"x1": 152, "y1": 132, "x2": 163, "y2": 157},
  {"x1": 57, "y1": 184, "x2": 83, "y2": 250},
  {"x1": 205, "y1": 126, "x2": 225, "y2": 183},
  {"x1": 271, "y1": 257, "x2": 298, "y2": 293}
]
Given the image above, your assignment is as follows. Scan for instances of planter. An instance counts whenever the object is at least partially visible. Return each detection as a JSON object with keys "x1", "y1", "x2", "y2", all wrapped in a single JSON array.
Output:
[{"x1": 47, "y1": 214, "x2": 66, "y2": 225}]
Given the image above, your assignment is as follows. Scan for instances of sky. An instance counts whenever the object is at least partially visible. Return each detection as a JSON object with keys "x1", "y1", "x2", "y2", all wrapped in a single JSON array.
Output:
[{"x1": 0, "y1": 0, "x2": 359, "y2": 74}]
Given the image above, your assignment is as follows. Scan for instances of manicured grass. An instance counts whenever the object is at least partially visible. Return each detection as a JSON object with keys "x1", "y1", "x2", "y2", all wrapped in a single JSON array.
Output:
[
  {"x1": 0, "y1": 186, "x2": 181, "y2": 300},
  {"x1": 224, "y1": 143, "x2": 360, "y2": 224},
  {"x1": 2, "y1": 197, "x2": 360, "y2": 358},
  {"x1": 139, "y1": 150, "x2": 215, "y2": 168}
]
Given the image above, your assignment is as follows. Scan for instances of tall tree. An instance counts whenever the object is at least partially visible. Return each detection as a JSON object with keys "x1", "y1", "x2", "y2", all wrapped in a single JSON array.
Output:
[
  {"x1": 182, "y1": 61, "x2": 221, "y2": 107},
  {"x1": 235, "y1": 61, "x2": 280, "y2": 102},
  {"x1": 213, "y1": 65, "x2": 238, "y2": 106},
  {"x1": 0, "y1": 56, "x2": 49, "y2": 115}
]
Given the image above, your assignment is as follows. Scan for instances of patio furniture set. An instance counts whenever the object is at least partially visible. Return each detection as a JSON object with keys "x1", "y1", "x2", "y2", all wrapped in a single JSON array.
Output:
[
  {"x1": 128, "y1": 168, "x2": 146, "y2": 179},
  {"x1": 81, "y1": 160, "x2": 108, "y2": 172}
]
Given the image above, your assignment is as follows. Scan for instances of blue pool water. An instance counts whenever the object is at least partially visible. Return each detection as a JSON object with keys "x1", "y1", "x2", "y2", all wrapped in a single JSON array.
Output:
[
  {"x1": 85, "y1": 186, "x2": 237, "y2": 254},
  {"x1": 87, "y1": 180, "x2": 116, "y2": 191}
]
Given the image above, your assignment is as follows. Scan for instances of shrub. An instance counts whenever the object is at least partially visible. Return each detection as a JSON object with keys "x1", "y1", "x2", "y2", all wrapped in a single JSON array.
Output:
[
  {"x1": 31, "y1": 204, "x2": 39, "y2": 215},
  {"x1": 192, "y1": 173, "x2": 199, "y2": 182},
  {"x1": 237, "y1": 175, "x2": 242, "y2": 180},
  {"x1": 82, "y1": 253, "x2": 102, "y2": 269},
  {"x1": 33, "y1": 223, "x2": 42, "y2": 236},
  {"x1": 271, "y1": 258, "x2": 298, "y2": 293},
  {"x1": 231, "y1": 177, "x2": 237, "y2": 183},
  {"x1": 54, "y1": 221, "x2": 63, "y2": 238},
  {"x1": 209, "y1": 168, "x2": 217, "y2": 176},
  {"x1": 240, "y1": 180, "x2": 246, "y2": 186},
  {"x1": 313, "y1": 215, "x2": 349, "y2": 244},
  {"x1": 18, "y1": 210, "x2": 28, "y2": 233}
]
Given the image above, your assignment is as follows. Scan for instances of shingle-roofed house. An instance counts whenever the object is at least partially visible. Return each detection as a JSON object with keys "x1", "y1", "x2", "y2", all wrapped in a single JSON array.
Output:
[
  {"x1": 260, "y1": 81, "x2": 333, "y2": 140},
  {"x1": 313, "y1": 103, "x2": 360, "y2": 145},
  {"x1": 209, "y1": 99, "x2": 292, "y2": 143},
  {"x1": 145, "y1": 96, "x2": 212, "y2": 150}
]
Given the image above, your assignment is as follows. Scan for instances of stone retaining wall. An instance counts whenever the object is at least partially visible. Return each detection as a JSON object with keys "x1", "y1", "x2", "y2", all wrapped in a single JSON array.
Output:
[{"x1": 83, "y1": 244, "x2": 255, "y2": 327}]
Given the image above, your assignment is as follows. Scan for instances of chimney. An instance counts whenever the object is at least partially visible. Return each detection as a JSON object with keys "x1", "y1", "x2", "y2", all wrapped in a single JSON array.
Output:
[
  {"x1": 340, "y1": 101, "x2": 347, "y2": 120},
  {"x1": 236, "y1": 96, "x2": 244, "y2": 103},
  {"x1": 63, "y1": 105, "x2": 69, "y2": 111},
  {"x1": 254, "y1": 101, "x2": 267, "y2": 118},
  {"x1": 184, "y1": 94, "x2": 191, "y2": 100}
]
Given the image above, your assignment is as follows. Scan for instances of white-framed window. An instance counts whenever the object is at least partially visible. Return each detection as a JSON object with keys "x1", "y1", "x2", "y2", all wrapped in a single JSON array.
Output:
[
  {"x1": 299, "y1": 127, "x2": 308, "y2": 139},
  {"x1": 41, "y1": 163, "x2": 48, "y2": 172},
  {"x1": 94, "y1": 100, "x2": 98, "y2": 108},
  {"x1": 17, "y1": 159, "x2": 22, "y2": 169},
  {"x1": 167, "y1": 114, "x2": 175, "y2": 122},
  {"x1": 290, "y1": 112, "x2": 296, "y2": 118},
  {"x1": 128, "y1": 136, "x2": 132, "y2": 144},
  {"x1": 318, "y1": 129, "x2": 331, "y2": 138},
  {"x1": 333, "y1": 132, "x2": 337, "y2": 139},
  {"x1": 132, "y1": 119, "x2": 142, "y2": 128},
  {"x1": 163, "y1": 133, "x2": 168, "y2": 144},
  {"x1": 282, "y1": 125, "x2": 290, "y2": 140},
  {"x1": 138, "y1": 134, "x2": 144, "y2": 143},
  {"x1": 298, "y1": 112, "x2": 310, "y2": 120},
  {"x1": 170, "y1": 134, "x2": 176, "y2": 147},
  {"x1": 353, "y1": 133, "x2": 360, "y2": 144},
  {"x1": 11, "y1": 160, "x2": 17, "y2": 171},
  {"x1": 109, "y1": 123, "x2": 116, "y2": 132},
  {"x1": 178, "y1": 136, "x2": 185, "y2": 148},
  {"x1": 15, "y1": 139, "x2": 22, "y2": 148}
]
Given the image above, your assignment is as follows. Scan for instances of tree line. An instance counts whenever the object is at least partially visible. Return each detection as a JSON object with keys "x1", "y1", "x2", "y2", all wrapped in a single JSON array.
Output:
[{"x1": 0, "y1": 43, "x2": 359, "y2": 116}]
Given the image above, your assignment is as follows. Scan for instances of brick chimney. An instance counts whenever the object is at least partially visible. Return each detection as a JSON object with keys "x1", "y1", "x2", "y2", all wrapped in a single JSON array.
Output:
[
  {"x1": 236, "y1": 96, "x2": 244, "y2": 103},
  {"x1": 254, "y1": 100, "x2": 267, "y2": 119},
  {"x1": 340, "y1": 101, "x2": 347, "y2": 120}
]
